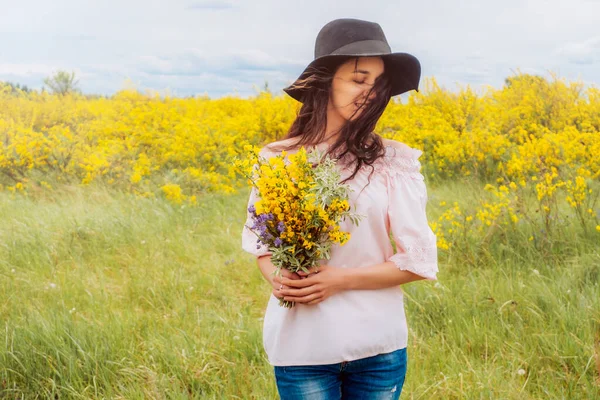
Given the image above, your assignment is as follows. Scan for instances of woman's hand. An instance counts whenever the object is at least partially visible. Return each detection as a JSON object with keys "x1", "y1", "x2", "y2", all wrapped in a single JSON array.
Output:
[
  {"x1": 271, "y1": 268, "x2": 302, "y2": 300},
  {"x1": 278, "y1": 265, "x2": 349, "y2": 305}
]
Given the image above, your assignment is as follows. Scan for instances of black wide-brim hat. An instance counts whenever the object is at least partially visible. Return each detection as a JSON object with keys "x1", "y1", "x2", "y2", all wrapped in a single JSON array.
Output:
[{"x1": 283, "y1": 18, "x2": 421, "y2": 103}]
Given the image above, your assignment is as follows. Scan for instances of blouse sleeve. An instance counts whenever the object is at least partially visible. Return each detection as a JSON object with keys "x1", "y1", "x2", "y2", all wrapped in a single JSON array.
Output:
[
  {"x1": 241, "y1": 146, "x2": 273, "y2": 258},
  {"x1": 384, "y1": 146, "x2": 438, "y2": 280}
]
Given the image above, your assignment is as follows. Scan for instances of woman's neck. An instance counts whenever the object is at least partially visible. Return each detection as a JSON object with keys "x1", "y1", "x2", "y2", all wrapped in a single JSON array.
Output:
[{"x1": 324, "y1": 101, "x2": 346, "y2": 146}]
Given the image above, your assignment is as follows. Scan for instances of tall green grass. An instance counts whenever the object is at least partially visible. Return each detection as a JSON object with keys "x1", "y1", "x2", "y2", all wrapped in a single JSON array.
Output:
[{"x1": 0, "y1": 182, "x2": 598, "y2": 399}]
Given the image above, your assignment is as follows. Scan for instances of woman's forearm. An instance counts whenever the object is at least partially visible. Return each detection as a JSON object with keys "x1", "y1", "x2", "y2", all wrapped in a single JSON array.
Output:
[
  {"x1": 343, "y1": 261, "x2": 425, "y2": 290},
  {"x1": 257, "y1": 255, "x2": 277, "y2": 285}
]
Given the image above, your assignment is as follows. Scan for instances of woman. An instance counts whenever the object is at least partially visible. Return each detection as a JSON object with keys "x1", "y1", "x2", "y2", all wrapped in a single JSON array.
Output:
[{"x1": 241, "y1": 18, "x2": 438, "y2": 399}]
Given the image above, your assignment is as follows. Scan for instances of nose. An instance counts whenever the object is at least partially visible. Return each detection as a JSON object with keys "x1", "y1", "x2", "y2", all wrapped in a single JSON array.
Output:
[
  {"x1": 358, "y1": 89, "x2": 376, "y2": 105},
  {"x1": 367, "y1": 88, "x2": 377, "y2": 101}
]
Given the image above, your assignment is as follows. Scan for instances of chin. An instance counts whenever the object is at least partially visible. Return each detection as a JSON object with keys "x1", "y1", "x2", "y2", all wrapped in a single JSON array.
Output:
[
  {"x1": 338, "y1": 106, "x2": 362, "y2": 121},
  {"x1": 348, "y1": 111, "x2": 363, "y2": 121}
]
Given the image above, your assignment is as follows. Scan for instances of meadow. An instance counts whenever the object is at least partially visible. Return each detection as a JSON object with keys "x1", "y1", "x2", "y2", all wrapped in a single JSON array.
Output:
[{"x1": 0, "y1": 72, "x2": 599, "y2": 398}]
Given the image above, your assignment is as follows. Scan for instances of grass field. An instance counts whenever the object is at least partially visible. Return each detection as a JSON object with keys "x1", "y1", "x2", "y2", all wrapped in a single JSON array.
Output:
[{"x1": 0, "y1": 180, "x2": 599, "y2": 399}]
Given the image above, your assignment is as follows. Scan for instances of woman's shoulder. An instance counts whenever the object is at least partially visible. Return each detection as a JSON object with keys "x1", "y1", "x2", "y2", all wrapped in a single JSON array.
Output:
[
  {"x1": 380, "y1": 138, "x2": 423, "y2": 161},
  {"x1": 377, "y1": 139, "x2": 424, "y2": 179}
]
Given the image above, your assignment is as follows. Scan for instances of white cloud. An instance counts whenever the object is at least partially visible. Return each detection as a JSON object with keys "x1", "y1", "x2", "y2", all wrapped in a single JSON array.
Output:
[
  {"x1": 0, "y1": 63, "x2": 57, "y2": 77},
  {"x1": 0, "y1": 0, "x2": 599, "y2": 96},
  {"x1": 185, "y1": 0, "x2": 236, "y2": 10},
  {"x1": 555, "y1": 36, "x2": 600, "y2": 65}
]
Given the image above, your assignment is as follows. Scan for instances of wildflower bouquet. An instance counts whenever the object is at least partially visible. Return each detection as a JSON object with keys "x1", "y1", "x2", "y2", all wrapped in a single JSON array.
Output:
[{"x1": 234, "y1": 145, "x2": 363, "y2": 308}]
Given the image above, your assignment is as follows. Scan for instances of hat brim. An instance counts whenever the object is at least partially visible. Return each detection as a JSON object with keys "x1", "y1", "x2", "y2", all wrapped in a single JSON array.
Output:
[{"x1": 282, "y1": 52, "x2": 421, "y2": 103}]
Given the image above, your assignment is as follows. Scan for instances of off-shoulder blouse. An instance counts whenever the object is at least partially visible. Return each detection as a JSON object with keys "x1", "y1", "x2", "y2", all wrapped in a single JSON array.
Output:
[{"x1": 241, "y1": 140, "x2": 438, "y2": 366}]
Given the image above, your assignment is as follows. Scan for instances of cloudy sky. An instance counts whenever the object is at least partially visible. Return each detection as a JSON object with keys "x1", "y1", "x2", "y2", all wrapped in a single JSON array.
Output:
[{"x1": 1, "y1": 0, "x2": 599, "y2": 99}]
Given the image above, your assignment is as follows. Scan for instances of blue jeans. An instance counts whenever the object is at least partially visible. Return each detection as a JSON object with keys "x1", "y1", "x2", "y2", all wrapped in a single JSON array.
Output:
[{"x1": 273, "y1": 347, "x2": 407, "y2": 399}]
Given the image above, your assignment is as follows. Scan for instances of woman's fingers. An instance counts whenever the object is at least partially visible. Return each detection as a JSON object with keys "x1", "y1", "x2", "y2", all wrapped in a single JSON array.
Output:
[
  {"x1": 271, "y1": 268, "x2": 304, "y2": 297},
  {"x1": 280, "y1": 285, "x2": 318, "y2": 298},
  {"x1": 272, "y1": 283, "x2": 292, "y2": 298},
  {"x1": 274, "y1": 270, "x2": 301, "y2": 285},
  {"x1": 271, "y1": 275, "x2": 292, "y2": 291},
  {"x1": 284, "y1": 292, "x2": 322, "y2": 304},
  {"x1": 297, "y1": 266, "x2": 320, "y2": 277},
  {"x1": 272, "y1": 274, "x2": 283, "y2": 285},
  {"x1": 272, "y1": 279, "x2": 289, "y2": 290},
  {"x1": 286, "y1": 272, "x2": 302, "y2": 280},
  {"x1": 280, "y1": 268, "x2": 302, "y2": 280},
  {"x1": 280, "y1": 276, "x2": 317, "y2": 288}
]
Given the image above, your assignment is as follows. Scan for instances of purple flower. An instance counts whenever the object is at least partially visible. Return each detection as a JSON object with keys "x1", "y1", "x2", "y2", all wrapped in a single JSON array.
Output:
[
  {"x1": 274, "y1": 237, "x2": 283, "y2": 247},
  {"x1": 248, "y1": 204, "x2": 256, "y2": 215},
  {"x1": 277, "y1": 221, "x2": 285, "y2": 233},
  {"x1": 252, "y1": 215, "x2": 270, "y2": 237}
]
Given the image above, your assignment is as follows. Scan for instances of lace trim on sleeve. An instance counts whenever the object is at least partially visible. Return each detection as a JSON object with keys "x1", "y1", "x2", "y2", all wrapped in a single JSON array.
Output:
[
  {"x1": 372, "y1": 144, "x2": 425, "y2": 187},
  {"x1": 388, "y1": 234, "x2": 438, "y2": 280}
]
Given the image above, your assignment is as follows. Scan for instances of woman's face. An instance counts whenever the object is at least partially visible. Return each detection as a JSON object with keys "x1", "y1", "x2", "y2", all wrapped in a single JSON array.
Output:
[{"x1": 328, "y1": 56, "x2": 385, "y2": 121}]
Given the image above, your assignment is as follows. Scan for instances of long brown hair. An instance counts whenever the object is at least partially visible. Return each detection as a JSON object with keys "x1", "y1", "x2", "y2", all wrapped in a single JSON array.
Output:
[{"x1": 267, "y1": 56, "x2": 393, "y2": 185}]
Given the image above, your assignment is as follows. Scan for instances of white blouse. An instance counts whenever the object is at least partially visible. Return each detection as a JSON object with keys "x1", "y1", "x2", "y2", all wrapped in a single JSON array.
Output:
[{"x1": 241, "y1": 140, "x2": 438, "y2": 366}]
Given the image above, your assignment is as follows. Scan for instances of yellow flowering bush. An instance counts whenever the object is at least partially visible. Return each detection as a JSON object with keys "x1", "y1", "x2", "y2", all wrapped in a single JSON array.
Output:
[{"x1": 1, "y1": 70, "x2": 599, "y2": 250}]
